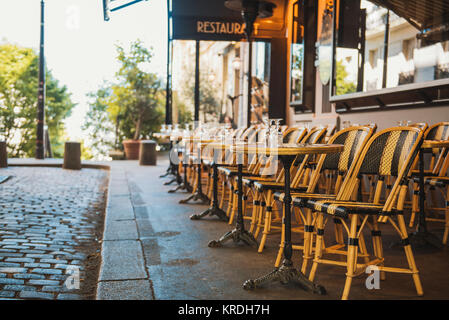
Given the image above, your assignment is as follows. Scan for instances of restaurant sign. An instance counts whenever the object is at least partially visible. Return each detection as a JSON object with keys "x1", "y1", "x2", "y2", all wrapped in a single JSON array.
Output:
[
  {"x1": 173, "y1": 16, "x2": 247, "y2": 41},
  {"x1": 172, "y1": 0, "x2": 288, "y2": 41}
]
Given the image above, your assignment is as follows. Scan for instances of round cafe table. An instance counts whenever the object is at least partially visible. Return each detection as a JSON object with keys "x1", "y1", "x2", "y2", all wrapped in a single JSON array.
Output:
[
  {"x1": 178, "y1": 137, "x2": 214, "y2": 205},
  {"x1": 409, "y1": 140, "x2": 449, "y2": 248},
  {"x1": 154, "y1": 132, "x2": 175, "y2": 178},
  {"x1": 167, "y1": 134, "x2": 192, "y2": 193},
  {"x1": 207, "y1": 141, "x2": 260, "y2": 248},
  {"x1": 234, "y1": 142, "x2": 344, "y2": 294},
  {"x1": 190, "y1": 142, "x2": 228, "y2": 221}
]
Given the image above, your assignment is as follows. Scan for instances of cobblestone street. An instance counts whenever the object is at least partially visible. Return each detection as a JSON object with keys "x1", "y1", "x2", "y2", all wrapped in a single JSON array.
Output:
[{"x1": 0, "y1": 167, "x2": 108, "y2": 300}]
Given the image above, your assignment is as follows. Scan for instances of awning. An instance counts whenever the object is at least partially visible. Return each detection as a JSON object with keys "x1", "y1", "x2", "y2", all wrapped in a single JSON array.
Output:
[{"x1": 370, "y1": 0, "x2": 449, "y2": 30}]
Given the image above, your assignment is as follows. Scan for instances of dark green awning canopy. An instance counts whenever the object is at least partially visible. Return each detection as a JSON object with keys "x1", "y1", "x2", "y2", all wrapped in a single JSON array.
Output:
[{"x1": 370, "y1": 0, "x2": 449, "y2": 30}]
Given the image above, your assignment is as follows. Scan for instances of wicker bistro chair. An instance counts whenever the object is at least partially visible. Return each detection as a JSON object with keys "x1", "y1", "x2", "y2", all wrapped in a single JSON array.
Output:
[
  {"x1": 184, "y1": 126, "x2": 224, "y2": 194},
  {"x1": 273, "y1": 125, "x2": 376, "y2": 271},
  {"x1": 238, "y1": 127, "x2": 308, "y2": 228},
  {"x1": 216, "y1": 125, "x2": 266, "y2": 220},
  {"x1": 409, "y1": 122, "x2": 449, "y2": 243},
  {"x1": 302, "y1": 126, "x2": 424, "y2": 300},
  {"x1": 220, "y1": 126, "x2": 305, "y2": 225},
  {"x1": 243, "y1": 127, "x2": 328, "y2": 253}
]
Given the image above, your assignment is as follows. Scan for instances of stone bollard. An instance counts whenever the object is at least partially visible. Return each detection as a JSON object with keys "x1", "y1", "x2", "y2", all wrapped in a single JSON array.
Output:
[
  {"x1": 63, "y1": 142, "x2": 81, "y2": 170},
  {"x1": 0, "y1": 141, "x2": 7, "y2": 168},
  {"x1": 139, "y1": 140, "x2": 157, "y2": 166}
]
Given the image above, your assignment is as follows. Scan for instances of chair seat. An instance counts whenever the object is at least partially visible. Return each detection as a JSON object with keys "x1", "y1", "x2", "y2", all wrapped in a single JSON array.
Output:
[
  {"x1": 242, "y1": 176, "x2": 276, "y2": 187},
  {"x1": 305, "y1": 199, "x2": 402, "y2": 219},
  {"x1": 202, "y1": 159, "x2": 213, "y2": 166},
  {"x1": 253, "y1": 180, "x2": 308, "y2": 193},
  {"x1": 412, "y1": 176, "x2": 449, "y2": 188},
  {"x1": 273, "y1": 191, "x2": 336, "y2": 203},
  {"x1": 217, "y1": 166, "x2": 260, "y2": 178}
]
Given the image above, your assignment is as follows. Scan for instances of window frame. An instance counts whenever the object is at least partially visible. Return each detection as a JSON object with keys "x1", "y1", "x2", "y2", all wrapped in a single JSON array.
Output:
[
  {"x1": 289, "y1": 0, "x2": 317, "y2": 114},
  {"x1": 328, "y1": 0, "x2": 449, "y2": 112}
]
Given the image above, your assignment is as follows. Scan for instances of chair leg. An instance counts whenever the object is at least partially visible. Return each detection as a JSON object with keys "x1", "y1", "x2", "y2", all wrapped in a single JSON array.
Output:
[
  {"x1": 410, "y1": 182, "x2": 419, "y2": 228},
  {"x1": 308, "y1": 213, "x2": 324, "y2": 282},
  {"x1": 254, "y1": 199, "x2": 265, "y2": 239},
  {"x1": 396, "y1": 214, "x2": 423, "y2": 296},
  {"x1": 258, "y1": 192, "x2": 273, "y2": 253},
  {"x1": 341, "y1": 214, "x2": 359, "y2": 300},
  {"x1": 357, "y1": 218, "x2": 370, "y2": 265},
  {"x1": 334, "y1": 219, "x2": 345, "y2": 261},
  {"x1": 274, "y1": 208, "x2": 285, "y2": 268},
  {"x1": 301, "y1": 208, "x2": 314, "y2": 274},
  {"x1": 226, "y1": 182, "x2": 233, "y2": 218},
  {"x1": 219, "y1": 178, "x2": 226, "y2": 210},
  {"x1": 249, "y1": 193, "x2": 260, "y2": 234},
  {"x1": 371, "y1": 216, "x2": 386, "y2": 280},
  {"x1": 228, "y1": 189, "x2": 237, "y2": 225},
  {"x1": 443, "y1": 188, "x2": 449, "y2": 245}
]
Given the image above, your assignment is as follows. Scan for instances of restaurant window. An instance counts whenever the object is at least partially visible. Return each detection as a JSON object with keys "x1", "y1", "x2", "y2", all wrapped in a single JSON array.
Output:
[
  {"x1": 329, "y1": 0, "x2": 449, "y2": 111},
  {"x1": 251, "y1": 41, "x2": 271, "y2": 123},
  {"x1": 290, "y1": 0, "x2": 304, "y2": 104},
  {"x1": 290, "y1": 0, "x2": 317, "y2": 113}
]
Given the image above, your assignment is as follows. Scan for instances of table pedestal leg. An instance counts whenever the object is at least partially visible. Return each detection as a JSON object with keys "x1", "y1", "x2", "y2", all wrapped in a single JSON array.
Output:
[
  {"x1": 243, "y1": 155, "x2": 325, "y2": 294},
  {"x1": 208, "y1": 163, "x2": 257, "y2": 247},
  {"x1": 169, "y1": 153, "x2": 192, "y2": 193},
  {"x1": 409, "y1": 149, "x2": 443, "y2": 248},
  {"x1": 160, "y1": 141, "x2": 175, "y2": 178},
  {"x1": 191, "y1": 162, "x2": 227, "y2": 221},
  {"x1": 179, "y1": 161, "x2": 209, "y2": 204}
]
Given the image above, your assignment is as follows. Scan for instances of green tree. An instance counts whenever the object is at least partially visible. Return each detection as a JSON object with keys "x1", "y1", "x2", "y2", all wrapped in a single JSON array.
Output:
[
  {"x1": 83, "y1": 40, "x2": 164, "y2": 157},
  {"x1": 173, "y1": 91, "x2": 192, "y2": 126},
  {"x1": 336, "y1": 60, "x2": 357, "y2": 95},
  {"x1": 82, "y1": 84, "x2": 115, "y2": 158},
  {"x1": 181, "y1": 64, "x2": 221, "y2": 123},
  {"x1": 113, "y1": 41, "x2": 164, "y2": 141},
  {"x1": 0, "y1": 43, "x2": 75, "y2": 157}
]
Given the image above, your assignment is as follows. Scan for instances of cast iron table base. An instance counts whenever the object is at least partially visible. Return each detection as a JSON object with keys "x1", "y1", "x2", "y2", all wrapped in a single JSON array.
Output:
[
  {"x1": 208, "y1": 162, "x2": 257, "y2": 247},
  {"x1": 208, "y1": 226, "x2": 257, "y2": 247},
  {"x1": 191, "y1": 162, "x2": 228, "y2": 221},
  {"x1": 179, "y1": 162, "x2": 209, "y2": 205},
  {"x1": 169, "y1": 152, "x2": 192, "y2": 193},
  {"x1": 409, "y1": 148, "x2": 443, "y2": 249},
  {"x1": 160, "y1": 141, "x2": 176, "y2": 179},
  {"x1": 243, "y1": 259, "x2": 326, "y2": 294},
  {"x1": 242, "y1": 153, "x2": 325, "y2": 294}
]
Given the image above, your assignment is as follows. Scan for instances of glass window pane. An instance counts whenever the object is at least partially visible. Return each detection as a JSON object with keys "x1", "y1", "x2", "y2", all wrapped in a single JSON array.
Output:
[
  {"x1": 333, "y1": 0, "x2": 449, "y2": 97},
  {"x1": 290, "y1": 0, "x2": 304, "y2": 103}
]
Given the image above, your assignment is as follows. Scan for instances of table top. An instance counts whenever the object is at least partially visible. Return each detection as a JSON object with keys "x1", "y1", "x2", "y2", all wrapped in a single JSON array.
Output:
[
  {"x1": 233, "y1": 143, "x2": 344, "y2": 156},
  {"x1": 422, "y1": 140, "x2": 449, "y2": 149},
  {"x1": 153, "y1": 132, "x2": 170, "y2": 138}
]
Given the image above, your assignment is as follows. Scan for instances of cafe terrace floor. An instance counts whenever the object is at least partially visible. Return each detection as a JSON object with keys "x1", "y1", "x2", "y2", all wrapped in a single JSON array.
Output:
[{"x1": 5, "y1": 155, "x2": 449, "y2": 300}]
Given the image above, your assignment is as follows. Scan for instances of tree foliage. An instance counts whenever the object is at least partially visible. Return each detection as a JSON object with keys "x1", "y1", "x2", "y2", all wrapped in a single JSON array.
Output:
[
  {"x1": 180, "y1": 63, "x2": 221, "y2": 123},
  {"x1": 83, "y1": 40, "x2": 164, "y2": 157},
  {"x1": 336, "y1": 60, "x2": 357, "y2": 96},
  {"x1": 0, "y1": 43, "x2": 74, "y2": 158}
]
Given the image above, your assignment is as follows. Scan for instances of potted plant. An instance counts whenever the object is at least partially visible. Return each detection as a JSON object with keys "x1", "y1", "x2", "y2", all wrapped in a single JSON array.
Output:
[{"x1": 110, "y1": 41, "x2": 164, "y2": 159}]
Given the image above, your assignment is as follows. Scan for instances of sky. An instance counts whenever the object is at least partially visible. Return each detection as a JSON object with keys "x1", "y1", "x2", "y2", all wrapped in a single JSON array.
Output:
[{"x1": 0, "y1": 0, "x2": 167, "y2": 140}]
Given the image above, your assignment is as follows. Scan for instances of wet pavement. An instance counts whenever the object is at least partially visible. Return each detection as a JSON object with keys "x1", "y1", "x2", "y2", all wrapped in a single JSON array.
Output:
[
  {"x1": 99, "y1": 157, "x2": 449, "y2": 300},
  {"x1": 0, "y1": 166, "x2": 108, "y2": 300}
]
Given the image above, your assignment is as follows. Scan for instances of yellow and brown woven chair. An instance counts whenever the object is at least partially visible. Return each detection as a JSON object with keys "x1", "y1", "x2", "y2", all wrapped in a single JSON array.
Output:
[
  {"x1": 409, "y1": 122, "x2": 449, "y2": 243},
  {"x1": 217, "y1": 125, "x2": 265, "y2": 220},
  {"x1": 302, "y1": 126, "x2": 424, "y2": 300},
  {"x1": 222, "y1": 125, "x2": 303, "y2": 225},
  {"x1": 273, "y1": 125, "x2": 376, "y2": 271},
  {"x1": 244, "y1": 126, "x2": 328, "y2": 252},
  {"x1": 240, "y1": 126, "x2": 308, "y2": 230}
]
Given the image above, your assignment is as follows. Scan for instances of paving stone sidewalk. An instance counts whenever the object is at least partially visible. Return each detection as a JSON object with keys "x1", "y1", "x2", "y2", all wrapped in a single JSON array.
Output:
[
  {"x1": 0, "y1": 166, "x2": 108, "y2": 300},
  {"x1": 98, "y1": 156, "x2": 449, "y2": 300}
]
